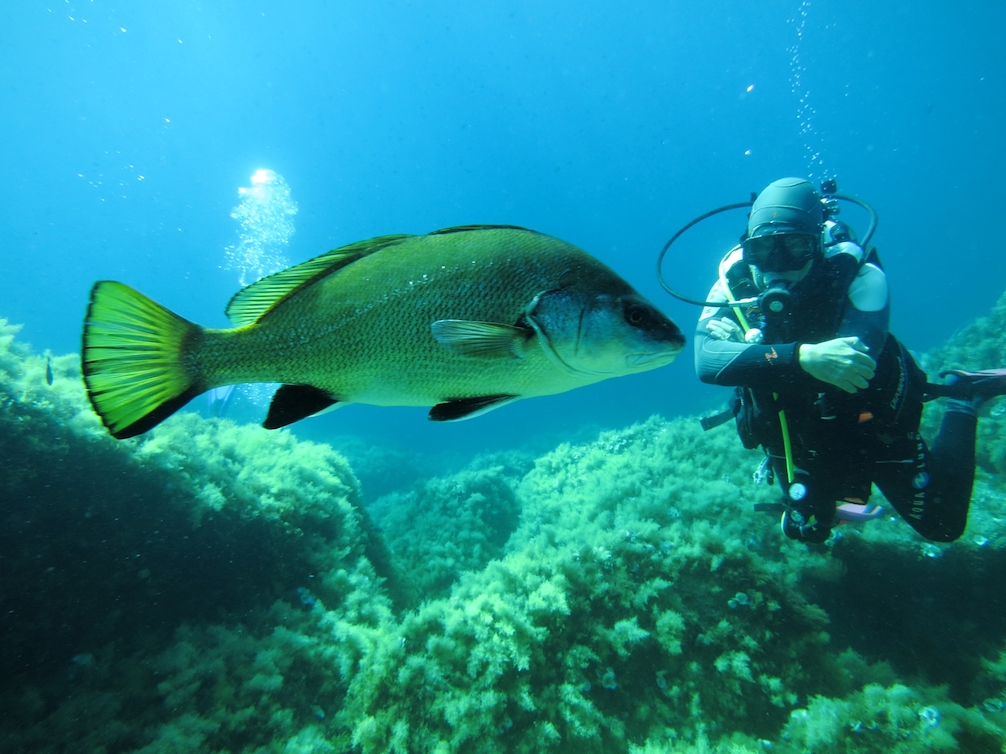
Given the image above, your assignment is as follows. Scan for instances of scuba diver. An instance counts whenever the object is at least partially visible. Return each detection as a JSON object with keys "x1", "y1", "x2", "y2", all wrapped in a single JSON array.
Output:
[{"x1": 688, "y1": 177, "x2": 1006, "y2": 544}]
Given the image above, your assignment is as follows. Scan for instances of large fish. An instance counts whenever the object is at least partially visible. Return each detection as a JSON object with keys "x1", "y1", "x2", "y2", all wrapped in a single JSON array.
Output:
[{"x1": 82, "y1": 225, "x2": 684, "y2": 439}]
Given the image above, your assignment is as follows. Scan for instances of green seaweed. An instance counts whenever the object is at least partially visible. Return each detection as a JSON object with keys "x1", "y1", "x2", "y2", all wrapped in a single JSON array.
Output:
[{"x1": 3, "y1": 312, "x2": 1006, "y2": 753}]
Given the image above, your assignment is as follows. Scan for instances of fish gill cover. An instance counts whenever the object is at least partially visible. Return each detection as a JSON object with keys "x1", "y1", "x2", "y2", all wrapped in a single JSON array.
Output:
[{"x1": 4, "y1": 294, "x2": 1006, "y2": 752}]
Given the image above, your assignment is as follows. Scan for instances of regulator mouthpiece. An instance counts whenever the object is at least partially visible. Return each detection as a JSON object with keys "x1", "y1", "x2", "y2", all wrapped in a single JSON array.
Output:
[{"x1": 761, "y1": 285, "x2": 793, "y2": 318}]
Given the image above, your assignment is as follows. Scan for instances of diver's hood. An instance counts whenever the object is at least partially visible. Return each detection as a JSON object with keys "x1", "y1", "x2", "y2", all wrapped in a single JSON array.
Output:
[{"x1": 747, "y1": 177, "x2": 824, "y2": 238}]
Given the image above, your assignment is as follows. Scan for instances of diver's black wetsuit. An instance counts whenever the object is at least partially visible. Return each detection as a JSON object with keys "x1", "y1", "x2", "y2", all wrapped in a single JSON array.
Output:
[{"x1": 695, "y1": 244, "x2": 978, "y2": 543}]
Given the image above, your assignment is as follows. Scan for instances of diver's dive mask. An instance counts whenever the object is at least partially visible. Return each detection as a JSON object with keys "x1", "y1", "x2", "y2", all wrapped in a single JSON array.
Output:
[{"x1": 741, "y1": 232, "x2": 820, "y2": 273}]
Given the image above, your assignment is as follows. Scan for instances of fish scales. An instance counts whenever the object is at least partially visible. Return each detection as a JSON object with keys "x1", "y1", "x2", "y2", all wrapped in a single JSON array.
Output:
[
  {"x1": 82, "y1": 224, "x2": 684, "y2": 437},
  {"x1": 200, "y1": 228, "x2": 602, "y2": 405}
]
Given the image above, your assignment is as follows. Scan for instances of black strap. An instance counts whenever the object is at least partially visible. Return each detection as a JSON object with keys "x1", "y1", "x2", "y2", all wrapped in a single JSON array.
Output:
[
  {"x1": 922, "y1": 381, "x2": 972, "y2": 402},
  {"x1": 700, "y1": 407, "x2": 736, "y2": 431}
]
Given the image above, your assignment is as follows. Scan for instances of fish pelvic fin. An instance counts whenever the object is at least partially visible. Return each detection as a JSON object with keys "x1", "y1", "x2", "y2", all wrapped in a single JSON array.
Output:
[
  {"x1": 82, "y1": 281, "x2": 204, "y2": 439},
  {"x1": 263, "y1": 384, "x2": 339, "y2": 430}
]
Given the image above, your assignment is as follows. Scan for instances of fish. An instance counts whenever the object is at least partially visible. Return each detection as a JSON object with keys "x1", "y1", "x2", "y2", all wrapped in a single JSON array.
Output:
[
  {"x1": 45, "y1": 356, "x2": 54, "y2": 386},
  {"x1": 81, "y1": 224, "x2": 685, "y2": 439}
]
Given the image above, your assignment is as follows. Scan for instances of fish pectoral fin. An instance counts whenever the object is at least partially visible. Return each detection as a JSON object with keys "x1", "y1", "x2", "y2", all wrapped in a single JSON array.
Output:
[
  {"x1": 430, "y1": 319, "x2": 531, "y2": 358},
  {"x1": 263, "y1": 384, "x2": 339, "y2": 430},
  {"x1": 429, "y1": 394, "x2": 519, "y2": 422}
]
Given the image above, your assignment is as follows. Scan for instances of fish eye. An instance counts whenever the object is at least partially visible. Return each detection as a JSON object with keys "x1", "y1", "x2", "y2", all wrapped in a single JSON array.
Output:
[{"x1": 624, "y1": 303, "x2": 648, "y2": 326}]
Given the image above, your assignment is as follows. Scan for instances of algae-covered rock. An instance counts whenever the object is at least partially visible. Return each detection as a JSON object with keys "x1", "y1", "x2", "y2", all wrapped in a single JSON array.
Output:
[
  {"x1": 337, "y1": 417, "x2": 841, "y2": 752},
  {"x1": 4, "y1": 312, "x2": 1006, "y2": 753},
  {"x1": 921, "y1": 289, "x2": 1006, "y2": 477},
  {"x1": 0, "y1": 320, "x2": 390, "y2": 749},
  {"x1": 776, "y1": 682, "x2": 1004, "y2": 753},
  {"x1": 367, "y1": 451, "x2": 531, "y2": 603}
]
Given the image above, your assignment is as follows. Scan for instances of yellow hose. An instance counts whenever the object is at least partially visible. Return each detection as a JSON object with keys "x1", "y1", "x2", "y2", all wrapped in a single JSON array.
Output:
[{"x1": 717, "y1": 250, "x2": 795, "y2": 484}]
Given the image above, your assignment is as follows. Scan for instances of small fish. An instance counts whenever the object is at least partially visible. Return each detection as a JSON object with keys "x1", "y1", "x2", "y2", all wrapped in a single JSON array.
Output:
[
  {"x1": 45, "y1": 356, "x2": 54, "y2": 386},
  {"x1": 81, "y1": 225, "x2": 685, "y2": 439}
]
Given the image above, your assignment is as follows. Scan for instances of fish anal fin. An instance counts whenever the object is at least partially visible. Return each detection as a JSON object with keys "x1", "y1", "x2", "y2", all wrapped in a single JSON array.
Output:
[
  {"x1": 429, "y1": 394, "x2": 519, "y2": 422},
  {"x1": 225, "y1": 234, "x2": 413, "y2": 327},
  {"x1": 430, "y1": 319, "x2": 532, "y2": 358},
  {"x1": 263, "y1": 384, "x2": 339, "y2": 430}
]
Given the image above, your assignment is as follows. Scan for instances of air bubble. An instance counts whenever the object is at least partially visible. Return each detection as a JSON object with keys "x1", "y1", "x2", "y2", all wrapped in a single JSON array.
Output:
[
  {"x1": 224, "y1": 169, "x2": 299, "y2": 287},
  {"x1": 788, "y1": 1, "x2": 825, "y2": 180}
]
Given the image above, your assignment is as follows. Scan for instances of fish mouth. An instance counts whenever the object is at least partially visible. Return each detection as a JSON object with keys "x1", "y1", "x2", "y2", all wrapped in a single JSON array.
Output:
[{"x1": 625, "y1": 349, "x2": 682, "y2": 369}]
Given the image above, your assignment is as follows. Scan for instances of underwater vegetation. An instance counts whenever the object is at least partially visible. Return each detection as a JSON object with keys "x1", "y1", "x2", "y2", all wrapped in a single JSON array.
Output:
[{"x1": 3, "y1": 293, "x2": 1006, "y2": 752}]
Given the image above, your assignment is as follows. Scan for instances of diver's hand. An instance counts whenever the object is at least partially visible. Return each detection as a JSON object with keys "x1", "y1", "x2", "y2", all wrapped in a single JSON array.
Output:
[
  {"x1": 705, "y1": 317, "x2": 744, "y2": 342},
  {"x1": 798, "y1": 337, "x2": 876, "y2": 393}
]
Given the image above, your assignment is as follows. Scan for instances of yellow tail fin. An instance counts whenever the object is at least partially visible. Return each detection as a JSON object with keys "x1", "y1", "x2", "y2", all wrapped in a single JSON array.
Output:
[{"x1": 82, "y1": 281, "x2": 203, "y2": 439}]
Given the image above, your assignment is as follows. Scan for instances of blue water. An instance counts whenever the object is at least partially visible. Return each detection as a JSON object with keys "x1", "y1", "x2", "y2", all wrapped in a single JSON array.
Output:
[{"x1": 2, "y1": 0, "x2": 1004, "y2": 462}]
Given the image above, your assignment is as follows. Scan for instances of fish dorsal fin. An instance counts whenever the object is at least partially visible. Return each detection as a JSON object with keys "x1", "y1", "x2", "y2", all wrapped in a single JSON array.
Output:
[
  {"x1": 428, "y1": 224, "x2": 536, "y2": 236},
  {"x1": 225, "y1": 234, "x2": 413, "y2": 326}
]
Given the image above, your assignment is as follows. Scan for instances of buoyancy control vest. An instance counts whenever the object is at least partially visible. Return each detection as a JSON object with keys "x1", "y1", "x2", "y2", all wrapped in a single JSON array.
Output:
[{"x1": 723, "y1": 244, "x2": 925, "y2": 451}]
